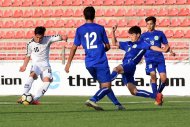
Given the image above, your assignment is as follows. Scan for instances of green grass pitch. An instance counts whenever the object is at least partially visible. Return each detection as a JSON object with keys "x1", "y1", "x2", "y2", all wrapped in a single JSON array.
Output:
[{"x1": 0, "y1": 96, "x2": 190, "y2": 127}]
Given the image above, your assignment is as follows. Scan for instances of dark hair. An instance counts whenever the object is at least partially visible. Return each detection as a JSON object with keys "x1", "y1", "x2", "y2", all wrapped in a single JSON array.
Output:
[
  {"x1": 34, "y1": 26, "x2": 46, "y2": 35},
  {"x1": 145, "y1": 16, "x2": 156, "y2": 24},
  {"x1": 83, "y1": 6, "x2": 95, "y2": 20},
  {"x1": 128, "y1": 26, "x2": 141, "y2": 35}
]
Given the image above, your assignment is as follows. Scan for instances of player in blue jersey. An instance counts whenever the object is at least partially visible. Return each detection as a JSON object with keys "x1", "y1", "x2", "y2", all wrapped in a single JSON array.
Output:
[
  {"x1": 110, "y1": 25, "x2": 170, "y2": 105},
  {"x1": 65, "y1": 6, "x2": 125, "y2": 111},
  {"x1": 140, "y1": 16, "x2": 175, "y2": 105}
]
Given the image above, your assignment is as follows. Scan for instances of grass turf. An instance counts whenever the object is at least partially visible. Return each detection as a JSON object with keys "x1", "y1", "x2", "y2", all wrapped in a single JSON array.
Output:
[{"x1": 0, "y1": 96, "x2": 190, "y2": 127}]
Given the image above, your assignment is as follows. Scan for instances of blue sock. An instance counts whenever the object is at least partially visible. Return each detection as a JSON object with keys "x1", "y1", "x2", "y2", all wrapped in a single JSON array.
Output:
[
  {"x1": 136, "y1": 90, "x2": 156, "y2": 99},
  {"x1": 151, "y1": 83, "x2": 158, "y2": 96},
  {"x1": 90, "y1": 87, "x2": 111, "y2": 102},
  {"x1": 111, "y1": 71, "x2": 118, "y2": 81},
  {"x1": 158, "y1": 82, "x2": 166, "y2": 93},
  {"x1": 107, "y1": 89, "x2": 121, "y2": 105}
]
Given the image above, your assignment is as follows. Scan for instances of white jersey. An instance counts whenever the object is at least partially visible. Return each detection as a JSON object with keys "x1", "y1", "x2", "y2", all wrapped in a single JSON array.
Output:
[{"x1": 26, "y1": 35, "x2": 62, "y2": 67}]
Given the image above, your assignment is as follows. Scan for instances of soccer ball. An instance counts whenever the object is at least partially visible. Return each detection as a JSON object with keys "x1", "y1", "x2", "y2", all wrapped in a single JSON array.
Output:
[{"x1": 21, "y1": 93, "x2": 33, "y2": 105}]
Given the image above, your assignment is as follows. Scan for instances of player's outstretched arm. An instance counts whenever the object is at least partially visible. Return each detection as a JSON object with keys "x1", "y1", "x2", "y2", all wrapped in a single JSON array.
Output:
[
  {"x1": 19, "y1": 56, "x2": 30, "y2": 72},
  {"x1": 65, "y1": 45, "x2": 78, "y2": 73},
  {"x1": 111, "y1": 25, "x2": 119, "y2": 47},
  {"x1": 150, "y1": 46, "x2": 170, "y2": 53}
]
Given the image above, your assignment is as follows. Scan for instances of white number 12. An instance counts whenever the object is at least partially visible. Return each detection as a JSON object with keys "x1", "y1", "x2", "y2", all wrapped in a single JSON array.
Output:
[{"x1": 84, "y1": 32, "x2": 97, "y2": 49}]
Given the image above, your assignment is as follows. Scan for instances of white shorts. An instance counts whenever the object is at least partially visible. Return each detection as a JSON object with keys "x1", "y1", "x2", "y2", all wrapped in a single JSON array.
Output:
[{"x1": 30, "y1": 65, "x2": 52, "y2": 80}]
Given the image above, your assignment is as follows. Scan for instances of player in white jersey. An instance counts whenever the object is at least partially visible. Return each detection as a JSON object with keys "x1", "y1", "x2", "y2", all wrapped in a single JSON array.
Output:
[{"x1": 17, "y1": 26, "x2": 66, "y2": 105}]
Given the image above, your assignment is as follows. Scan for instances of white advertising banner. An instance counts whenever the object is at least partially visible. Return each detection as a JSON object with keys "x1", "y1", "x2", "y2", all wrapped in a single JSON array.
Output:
[{"x1": 0, "y1": 61, "x2": 189, "y2": 96}]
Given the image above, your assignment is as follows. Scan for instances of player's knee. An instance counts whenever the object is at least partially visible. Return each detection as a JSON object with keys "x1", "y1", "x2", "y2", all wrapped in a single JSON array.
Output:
[
  {"x1": 150, "y1": 74, "x2": 156, "y2": 82},
  {"x1": 30, "y1": 73, "x2": 38, "y2": 80},
  {"x1": 128, "y1": 88, "x2": 136, "y2": 96},
  {"x1": 160, "y1": 77, "x2": 167, "y2": 83}
]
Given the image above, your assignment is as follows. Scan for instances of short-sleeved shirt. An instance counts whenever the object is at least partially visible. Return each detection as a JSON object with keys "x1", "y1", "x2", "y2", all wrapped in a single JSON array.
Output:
[
  {"x1": 74, "y1": 23, "x2": 109, "y2": 67},
  {"x1": 140, "y1": 30, "x2": 168, "y2": 62}
]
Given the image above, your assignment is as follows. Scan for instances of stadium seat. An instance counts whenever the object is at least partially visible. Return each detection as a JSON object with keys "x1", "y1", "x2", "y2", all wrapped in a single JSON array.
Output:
[
  {"x1": 43, "y1": 0, "x2": 53, "y2": 6},
  {"x1": 2, "y1": 0, "x2": 12, "y2": 6},
  {"x1": 0, "y1": 31, "x2": 5, "y2": 39},
  {"x1": 58, "y1": 30, "x2": 67, "y2": 36},
  {"x1": 105, "y1": 8, "x2": 116, "y2": 17},
  {"x1": 155, "y1": 0, "x2": 166, "y2": 5},
  {"x1": 97, "y1": 19, "x2": 107, "y2": 26},
  {"x1": 126, "y1": 9, "x2": 136, "y2": 16},
  {"x1": 54, "y1": 9, "x2": 64, "y2": 17},
  {"x1": 178, "y1": 8, "x2": 189, "y2": 16},
  {"x1": 114, "y1": 0, "x2": 125, "y2": 5},
  {"x1": 5, "y1": 31, "x2": 15, "y2": 39},
  {"x1": 118, "y1": 19, "x2": 128, "y2": 27},
  {"x1": 52, "y1": 0, "x2": 63, "y2": 6},
  {"x1": 181, "y1": 18, "x2": 190, "y2": 26},
  {"x1": 33, "y1": 9, "x2": 43, "y2": 17},
  {"x1": 139, "y1": 19, "x2": 146, "y2": 27},
  {"x1": 83, "y1": 0, "x2": 93, "y2": 5},
  {"x1": 168, "y1": 8, "x2": 179, "y2": 16},
  {"x1": 119, "y1": 30, "x2": 129, "y2": 38},
  {"x1": 15, "y1": 30, "x2": 25, "y2": 39},
  {"x1": 93, "y1": 0, "x2": 104, "y2": 5},
  {"x1": 24, "y1": 20, "x2": 35, "y2": 28},
  {"x1": 146, "y1": 8, "x2": 158, "y2": 16},
  {"x1": 72, "y1": 0, "x2": 83, "y2": 5},
  {"x1": 14, "y1": 20, "x2": 24, "y2": 28},
  {"x1": 64, "y1": 9, "x2": 74, "y2": 17},
  {"x1": 65, "y1": 20, "x2": 75, "y2": 28},
  {"x1": 165, "y1": 30, "x2": 174, "y2": 38},
  {"x1": 22, "y1": 0, "x2": 33, "y2": 6},
  {"x1": 44, "y1": 9, "x2": 54, "y2": 17},
  {"x1": 75, "y1": 19, "x2": 85, "y2": 27},
  {"x1": 35, "y1": 20, "x2": 45, "y2": 27},
  {"x1": 46, "y1": 30, "x2": 56, "y2": 35},
  {"x1": 55, "y1": 20, "x2": 65, "y2": 28},
  {"x1": 125, "y1": 0, "x2": 135, "y2": 5},
  {"x1": 3, "y1": 10, "x2": 13, "y2": 17},
  {"x1": 67, "y1": 30, "x2": 75, "y2": 38},
  {"x1": 128, "y1": 19, "x2": 138, "y2": 26},
  {"x1": 13, "y1": 10, "x2": 23, "y2": 18},
  {"x1": 176, "y1": 0, "x2": 187, "y2": 4},
  {"x1": 25, "y1": 30, "x2": 34, "y2": 38},
  {"x1": 62, "y1": 0, "x2": 73, "y2": 5},
  {"x1": 45, "y1": 20, "x2": 55, "y2": 28},
  {"x1": 165, "y1": 0, "x2": 176, "y2": 4},
  {"x1": 184, "y1": 30, "x2": 190, "y2": 38},
  {"x1": 170, "y1": 19, "x2": 181, "y2": 27},
  {"x1": 135, "y1": 0, "x2": 144, "y2": 5},
  {"x1": 0, "y1": 10, "x2": 2, "y2": 17},
  {"x1": 115, "y1": 8, "x2": 126, "y2": 17},
  {"x1": 174, "y1": 30, "x2": 185, "y2": 38},
  {"x1": 33, "y1": 0, "x2": 43, "y2": 6},
  {"x1": 96, "y1": 9, "x2": 105, "y2": 16},
  {"x1": 106, "y1": 19, "x2": 117, "y2": 27},
  {"x1": 74, "y1": 9, "x2": 83, "y2": 17},
  {"x1": 159, "y1": 19, "x2": 170, "y2": 27},
  {"x1": 12, "y1": 0, "x2": 23, "y2": 6},
  {"x1": 136, "y1": 9, "x2": 146, "y2": 16},
  {"x1": 157, "y1": 8, "x2": 168, "y2": 16},
  {"x1": 4, "y1": 21, "x2": 14, "y2": 28},
  {"x1": 0, "y1": 21, "x2": 3, "y2": 28},
  {"x1": 145, "y1": 0, "x2": 154, "y2": 5},
  {"x1": 104, "y1": 0, "x2": 114, "y2": 5},
  {"x1": 23, "y1": 10, "x2": 33, "y2": 17}
]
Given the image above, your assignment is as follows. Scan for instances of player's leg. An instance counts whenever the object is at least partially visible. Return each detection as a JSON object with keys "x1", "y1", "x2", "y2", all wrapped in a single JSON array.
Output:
[
  {"x1": 23, "y1": 72, "x2": 37, "y2": 94},
  {"x1": 157, "y1": 62, "x2": 167, "y2": 93},
  {"x1": 110, "y1": 64, "x2": 124, "y2": 81},
  {"x1": 146, "y1": 62, "x2": 158, "y2": 97}
]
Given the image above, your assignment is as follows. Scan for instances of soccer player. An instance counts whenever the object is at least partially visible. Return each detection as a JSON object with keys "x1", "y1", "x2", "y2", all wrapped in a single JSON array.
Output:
[
  {"x1": 18, "y1": 26, "x2": 66, "y2": 105},
  {"x1": 140, "y1": 16, "x2": 175, "y2": 105},
  {"x1": 65, "y1": 6, "x2": 125, "y2": 110},
  {"x1": 111, "y1": 25, "x2": 170, "y2": 105}
]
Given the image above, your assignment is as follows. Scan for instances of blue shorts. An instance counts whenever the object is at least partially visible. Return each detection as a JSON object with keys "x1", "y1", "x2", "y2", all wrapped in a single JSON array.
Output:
[
  {"x1": 121, "y1": 62, "x2": 136, "y2": 85},
  {"x1": 145, "y1": 61, "x2": 166, "y2": 75},
  {"x1": 86, "y1": 67, "x2": 111, "y2": 83}
]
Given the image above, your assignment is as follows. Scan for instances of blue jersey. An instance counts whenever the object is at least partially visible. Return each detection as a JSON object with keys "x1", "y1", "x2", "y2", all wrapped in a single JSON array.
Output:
[
  {"x1": 140, "y1": 30, "x2": 168, "y2": 62},
  {"x1": 74, "y1": 23, "x2": 109, "y2": 67},
  {"x1": 119, "y1": 41, "x2": 151, "y2": 65}
]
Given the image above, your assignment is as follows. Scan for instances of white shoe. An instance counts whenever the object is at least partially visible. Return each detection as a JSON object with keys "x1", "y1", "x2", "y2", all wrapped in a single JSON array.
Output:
[{"x1": 85, "y1": 100, "x2": 104, "y2": 111}]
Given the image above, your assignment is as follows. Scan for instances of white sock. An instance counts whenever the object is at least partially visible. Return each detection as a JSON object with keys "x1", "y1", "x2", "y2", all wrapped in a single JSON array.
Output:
[
  {"x1": 23, "y1": 77, "x2": 34, "y2": 94},
  {"x1": 33, "y1": 82, "x2": 50, "y2": 101}
]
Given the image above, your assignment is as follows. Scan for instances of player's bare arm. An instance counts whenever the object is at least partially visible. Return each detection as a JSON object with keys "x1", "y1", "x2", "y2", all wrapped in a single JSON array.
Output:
[
  {"x1": 65, "y1": 44, "x2": 78, "y2": 73},
  {"x1": 105, "y1": 43, "x2": 110, "y2": 52},
  {"x1": 111, "y1": 25, "x2": 119, "y2": 47},
  {"x1": 19, "y1": 56, "x2": 30, "y2": 72},
  {"x1": 150, "y1": 46, "x2": 170, "y2": 53}
]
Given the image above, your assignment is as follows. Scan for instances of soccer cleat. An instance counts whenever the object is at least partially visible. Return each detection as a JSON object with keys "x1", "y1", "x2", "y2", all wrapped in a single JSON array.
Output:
[
  {"x1": 85, "y1": 100, "x2": 104, "y2": 111},
  {"x1": 116, "y1": 105, "x2": 126, "y2": 111},
  {"x1": 155, "y1": 93, "x2": 163, "y2": 106},
  {"x1": 17, "y1": 97, "x2": 23, "y2": 104},
  {"x1": 31, "y1": 100, "x2": 40, "y2": 105}
]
